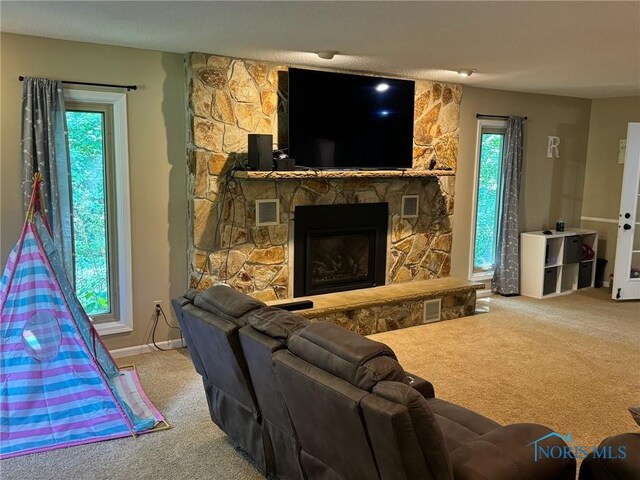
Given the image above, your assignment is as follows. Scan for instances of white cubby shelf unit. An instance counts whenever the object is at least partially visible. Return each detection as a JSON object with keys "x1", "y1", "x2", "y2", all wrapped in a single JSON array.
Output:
[{"x1": 520, "y1": 229, "x2": 598, "y2": 299}]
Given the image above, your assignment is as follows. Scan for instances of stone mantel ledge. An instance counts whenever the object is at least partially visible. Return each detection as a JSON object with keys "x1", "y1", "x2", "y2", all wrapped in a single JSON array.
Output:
[
  {"x1": 233, "y1": 169, "x2": 455, "y2": 180},
  {"x1": 266, "y1": 277, "x2": 484, "y2": 318}
]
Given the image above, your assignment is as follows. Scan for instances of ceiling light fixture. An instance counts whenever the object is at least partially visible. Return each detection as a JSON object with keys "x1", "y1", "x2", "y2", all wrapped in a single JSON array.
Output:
[
  {"x1": 316, "y1": 50, "x2": 338, "y2": 60},
  {"x1": 375, "y1": 83, "x2": 390, "y2": 92},
  {"x1": 457, "y1": 69, "x2": 476, "y2": 77}
]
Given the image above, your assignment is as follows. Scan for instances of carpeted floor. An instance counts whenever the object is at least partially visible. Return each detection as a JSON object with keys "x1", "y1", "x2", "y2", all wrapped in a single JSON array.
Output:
[
  {"x1": 372, "y1": 288, "x2": 640, "y2": 452},
  {"x1": 1, "y1": 289, "x2": 638, "y2": 479}
]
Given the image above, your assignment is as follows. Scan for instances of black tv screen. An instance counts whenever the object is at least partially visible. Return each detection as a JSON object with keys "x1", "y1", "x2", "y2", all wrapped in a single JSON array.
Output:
[{"x1": 288, "y1": 68, "x2": 415, "y2": 169}]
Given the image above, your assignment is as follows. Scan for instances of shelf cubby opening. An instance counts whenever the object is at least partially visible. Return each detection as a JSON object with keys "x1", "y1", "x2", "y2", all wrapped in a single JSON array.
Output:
[
  {"x1": 545, "y1": 237, "x2": 563, "y2": 266},
  {"x1": 543, "y1": 266, "x2": 560, "y2": 296},
  {"x1": 561, "y1": 264, "x2": 578, "y2": 292},
  {"x1": 581, "y1": 232, "x2": 598, "y2": 262},
  {"x1": 581, "y1": 233, "x2": 598, "y2": 250}
]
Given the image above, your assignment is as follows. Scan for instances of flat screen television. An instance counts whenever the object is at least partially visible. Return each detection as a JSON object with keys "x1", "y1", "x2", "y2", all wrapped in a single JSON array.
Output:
[{"x1": 288, "y1": 68, "x2": 415, "y2": 169}]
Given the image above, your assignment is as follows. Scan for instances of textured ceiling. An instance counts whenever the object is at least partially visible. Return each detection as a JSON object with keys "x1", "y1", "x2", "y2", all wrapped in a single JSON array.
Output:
[{"x1": 1, "y1": 1, "x2": 639, "y2": 98}]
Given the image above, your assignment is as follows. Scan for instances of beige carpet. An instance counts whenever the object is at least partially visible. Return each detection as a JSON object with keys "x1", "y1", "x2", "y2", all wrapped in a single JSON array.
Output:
[
  {"x1": 1, "y1": 289, "x2": 638, "y2": 479},
  {"x1": 372, "y1": 288, "x2": 640, "y2": 451}
]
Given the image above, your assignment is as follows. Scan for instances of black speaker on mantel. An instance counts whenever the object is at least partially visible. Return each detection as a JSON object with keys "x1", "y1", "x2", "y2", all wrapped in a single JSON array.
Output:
[{"x1": 248, "y1": 134, "x2": 273, "y2": 171}]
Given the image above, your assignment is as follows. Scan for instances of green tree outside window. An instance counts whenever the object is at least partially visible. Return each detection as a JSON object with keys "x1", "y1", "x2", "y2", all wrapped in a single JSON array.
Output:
[
  {"x1": 66, "y1": 111, "x2": 111, "y2": 315},
  {"x1": 474, "y1": 133, "x2": 504, "y2": 272}
]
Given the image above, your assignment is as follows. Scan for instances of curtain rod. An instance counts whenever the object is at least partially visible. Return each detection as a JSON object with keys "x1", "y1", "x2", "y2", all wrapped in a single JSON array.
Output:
[
  {"x1": 18, "y1": 76, "x2": 137, "y2": 91},
  {"x1": 476, "y1": 113, "x2": 528, "y2": 120}
]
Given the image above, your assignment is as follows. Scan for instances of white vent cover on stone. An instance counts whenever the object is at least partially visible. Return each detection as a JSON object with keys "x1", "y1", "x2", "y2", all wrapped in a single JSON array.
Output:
[
  {"x1": 401, "y1": 195, "x2": 419, "y2": 218},
  {"x1": 423, "y1": 299, "x2": 441, "y2": 323},
  {"x1": 256, "y1": 199, "x2": 279, "y2": 226}
]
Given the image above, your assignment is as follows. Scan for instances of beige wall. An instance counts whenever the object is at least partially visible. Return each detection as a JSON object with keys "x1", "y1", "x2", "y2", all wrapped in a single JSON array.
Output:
[
  {"x1": 0, "y1": 33, "x2": 187, "y2": 350},
  {"x1": 451, "y1": 87, "x2": 592, "y2": 279},
  {"x1": 580, "y1": 96, "x2": 640, "y2": 281}
]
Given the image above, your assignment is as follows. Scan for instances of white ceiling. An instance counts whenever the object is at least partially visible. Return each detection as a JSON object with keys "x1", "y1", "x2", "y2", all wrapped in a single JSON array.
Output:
[{"x1": 1, "y1": 1, "x2": 639, "y2": 98}]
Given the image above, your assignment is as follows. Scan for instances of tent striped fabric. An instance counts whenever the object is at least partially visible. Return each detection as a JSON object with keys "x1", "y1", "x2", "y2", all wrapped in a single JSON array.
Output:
[{"x1": 1, "y1": 180, "x2": 165, "y2": 459}]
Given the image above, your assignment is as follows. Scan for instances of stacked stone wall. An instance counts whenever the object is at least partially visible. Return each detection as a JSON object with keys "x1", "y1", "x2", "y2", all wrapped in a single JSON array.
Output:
[{"x1": 186, "y1": 53, "x2": 462, "y2": 299}]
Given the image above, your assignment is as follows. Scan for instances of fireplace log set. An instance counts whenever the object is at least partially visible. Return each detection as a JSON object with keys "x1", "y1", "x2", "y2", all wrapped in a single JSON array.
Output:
[{"x1": 310, "y1": 235, "x2": 369, "y2": 286}]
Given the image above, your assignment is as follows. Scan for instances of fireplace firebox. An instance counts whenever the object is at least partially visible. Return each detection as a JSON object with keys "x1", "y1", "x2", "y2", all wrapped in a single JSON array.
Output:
[{"x1": 293, "y1": 203, "x2": 388, "y2": 297}]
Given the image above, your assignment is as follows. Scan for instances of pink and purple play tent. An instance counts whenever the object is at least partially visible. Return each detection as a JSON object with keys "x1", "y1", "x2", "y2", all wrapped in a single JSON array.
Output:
[{"x1": 1, "y1": 179, "x2": 165, "y2": 458}]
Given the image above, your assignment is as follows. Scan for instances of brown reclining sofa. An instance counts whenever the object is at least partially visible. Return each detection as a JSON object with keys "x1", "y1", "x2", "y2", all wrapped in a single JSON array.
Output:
[
  {"x1": 579, "y1": 432, "x2": 640, "y2": 480},
  {"x1": 172, "y1": 285, "x2": 576, "y2": 480}
]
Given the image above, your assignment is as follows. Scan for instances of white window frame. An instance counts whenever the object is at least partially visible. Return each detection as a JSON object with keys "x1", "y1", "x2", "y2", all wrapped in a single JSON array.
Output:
[
  {"x1": 64, "y1": 88, "x2": 133, "y2": 336},
  {"x1": 468, "y1": 119, "x2": 507, "y2": 282}
]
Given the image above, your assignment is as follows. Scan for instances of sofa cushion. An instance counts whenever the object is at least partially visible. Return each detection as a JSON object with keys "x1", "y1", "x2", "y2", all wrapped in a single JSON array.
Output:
[
  {"x1": 287, "y1": 321, "x2": 408, "y2": 391},
  {"x1": 373, "y1": 381, "x2": 454, "y2": 479},
  {"x1": 451, "y1": 423, "x2": 576, "y2": 480},
  {"x1": 247, "y1": 307, "x2": 309, "y2": 342},
  {"x1": 194, "y1": 285, "x2": 265, "y2": 326}
]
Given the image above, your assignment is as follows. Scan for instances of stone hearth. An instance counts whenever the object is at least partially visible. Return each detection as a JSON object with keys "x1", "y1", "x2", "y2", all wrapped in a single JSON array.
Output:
[{"x1": 268, "y1": 278, "x2": 483, "y2": 335}]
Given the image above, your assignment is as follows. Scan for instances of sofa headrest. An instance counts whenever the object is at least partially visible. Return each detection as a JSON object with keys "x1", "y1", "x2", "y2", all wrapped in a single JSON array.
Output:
[
  {"x1": 183, "y1": 288, "x2": 199, "y2": 302},
  {"x1": 194, "y1": 285, "x2": 266, "y2": 326},
  {"x1": 172, "y1": 289, "x2": 200, "y2": 312},
  {"x1": 247, "y1": 307, "x2": 309, "y2": 342},
  {"x1": 287, "y1": 322, "x2": 408, "y2": 391}
]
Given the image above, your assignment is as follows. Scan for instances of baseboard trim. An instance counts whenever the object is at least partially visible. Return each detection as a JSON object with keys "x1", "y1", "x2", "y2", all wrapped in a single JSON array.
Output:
[{"x1": 110, "y1": 339, "x2": 185, "y2": 359}]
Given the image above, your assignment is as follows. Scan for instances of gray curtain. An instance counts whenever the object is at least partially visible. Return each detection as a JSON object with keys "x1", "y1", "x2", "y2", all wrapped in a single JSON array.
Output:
[
  {"x1": 492, "y1": 116, "x2": 524, "y2": 295},
  {"x1": 21, "y1": 77, "x2": 75, "y2": 285}
]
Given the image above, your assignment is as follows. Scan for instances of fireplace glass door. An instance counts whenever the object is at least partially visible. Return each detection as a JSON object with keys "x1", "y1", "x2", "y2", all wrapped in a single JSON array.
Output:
[
  {"x1": 307, "y1": 229, "x2": 375, "y2": 293},
  {"x1": 294, "y1": 203, "x2": 388, "y2": 297}
]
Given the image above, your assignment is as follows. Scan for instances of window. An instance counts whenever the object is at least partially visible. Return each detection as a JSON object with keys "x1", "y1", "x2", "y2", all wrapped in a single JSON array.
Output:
[
  {"x1": 66, "y1": 105, "x2": 115, "y2": 317},
  {"x1": 470, "y1": 120, "x2": 506, "y2": 279},
  {"x1": 64, "y1": 89, "x2": 132, "y2": 335}
]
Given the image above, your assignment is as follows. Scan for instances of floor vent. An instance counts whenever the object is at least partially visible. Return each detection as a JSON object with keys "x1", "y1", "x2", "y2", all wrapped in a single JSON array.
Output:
[
  {"x1": 423, "y1": 299, "x2": 441, "y2": 323},
  {"x1": 401, "y1": 195, "x2": 419, "y2": 218},
  {"x1": 256, "y1": 199, "x2": 279, "y2": 226}
]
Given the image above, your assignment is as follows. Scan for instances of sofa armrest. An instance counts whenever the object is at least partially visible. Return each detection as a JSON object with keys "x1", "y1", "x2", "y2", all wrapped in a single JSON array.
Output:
[
  {"x1": 450, "y1": 423, "x2": 576, "y2": 480},
  {"x1": 580, "y1": 432, "x2": 640, "y2": 480},
  {"x1": 405, "y1": 372, "x2": 435, "y2": 398}
]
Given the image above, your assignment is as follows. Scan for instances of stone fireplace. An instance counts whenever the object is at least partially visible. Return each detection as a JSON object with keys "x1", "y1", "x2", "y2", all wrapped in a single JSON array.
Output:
[
  {"x1": 186, "y1": 52, "x2": 463, "y2": 303},
  {"x1": 189, "y1": 174, "x2": 454, "y2": 301},
  {"x1": 293, "y1": 203, "x2": 388, "y2": 297}
]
